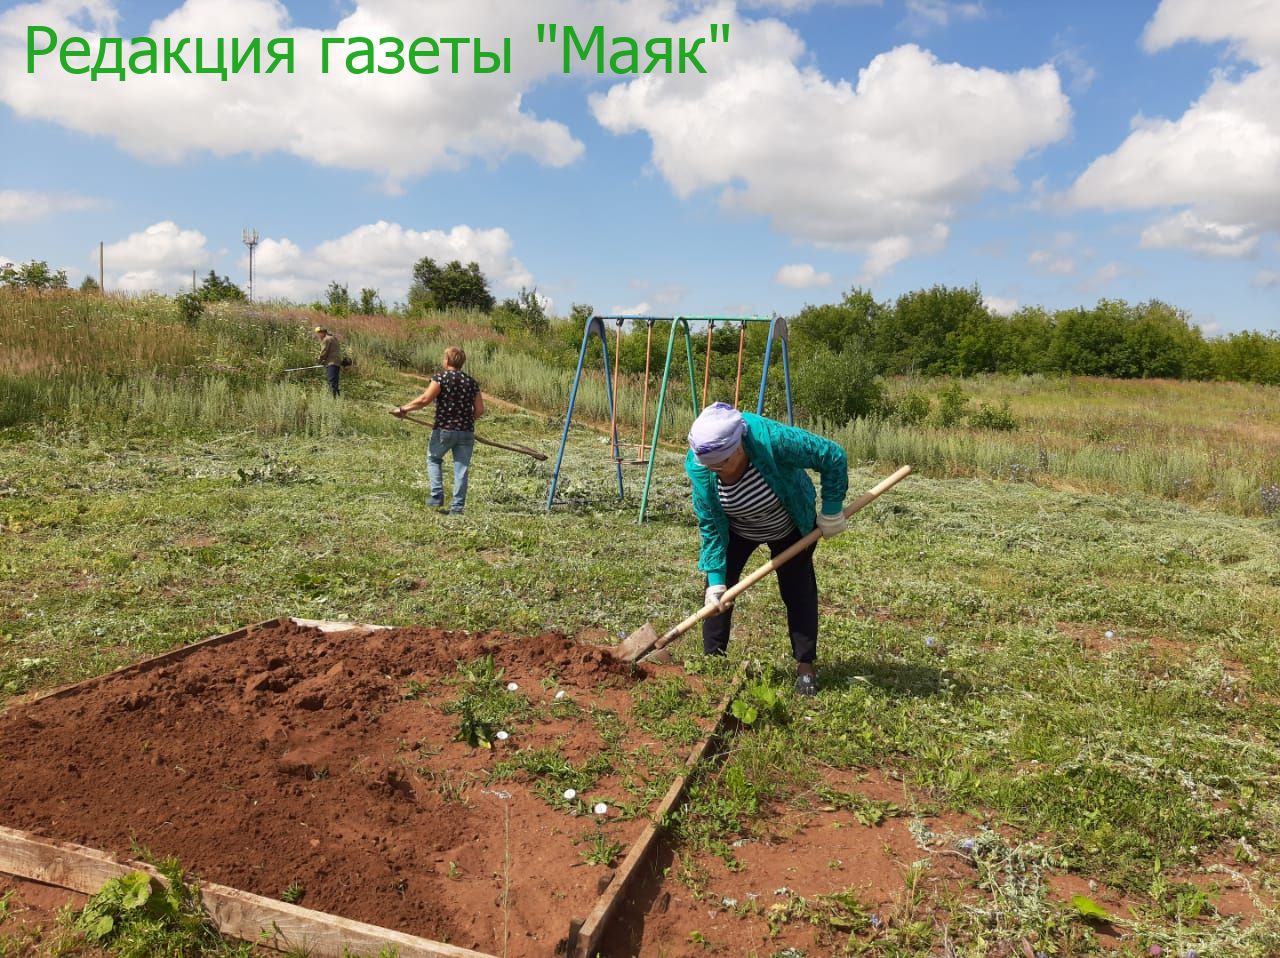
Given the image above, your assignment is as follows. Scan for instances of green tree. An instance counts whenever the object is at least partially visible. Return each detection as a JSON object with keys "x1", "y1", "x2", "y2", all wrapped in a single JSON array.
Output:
[
  {"x1": 1049, "y1": 300, "x2": 1130, "y2": 376},
  {"x1": 357, "y1": 287, "x2": 385, "y2": 315},
  {"x1": 492, "y1": 287, "x2": 549, "y2": 335},
  {"x1": 791, "y1": 287, "x2": 884, "y2": 356},
  {"x1": 1208, "y1": 331, "x2": 1280, "y2": 385},
  {"x1": 994, "y1": 306, "x2": 1055, "y2": 374},
  {"x1": 79, "y1": 275, "x2": 101, "y2": 294},
  {"x1": 874, "y1": 284, "x2": 991, "y2": 375},
  {"x1": 326, "y1": 281, "x2": 351, "y2": 316},
  {"x1": 1124, "y1": 299, "x2": 1210, "y2": 379},
  {"x1": 0, "y1": 259, "x2": 70, "y2": 290},
  {"x1": 197, "y1": 270, "x2": 245, "y2": 302},
  {"x1": 408, "y1": 257, "x2": 495, "y2": 313}
]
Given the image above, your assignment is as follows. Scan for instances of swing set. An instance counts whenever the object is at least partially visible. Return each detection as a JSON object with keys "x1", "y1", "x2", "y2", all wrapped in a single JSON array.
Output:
[{"x1": 546, "y1": 313, "x2": 794, "y2": 522}]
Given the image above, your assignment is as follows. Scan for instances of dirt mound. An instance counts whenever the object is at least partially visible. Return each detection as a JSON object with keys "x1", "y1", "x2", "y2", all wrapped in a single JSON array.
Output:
[{"x1": 0, "y1": 621, "x2": 676, "y2": 957}]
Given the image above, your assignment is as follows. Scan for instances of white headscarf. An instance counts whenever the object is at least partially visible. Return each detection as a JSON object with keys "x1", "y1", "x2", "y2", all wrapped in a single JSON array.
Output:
[{"x1": 688, "y1": 403, "x2": 745, "y2": 466}]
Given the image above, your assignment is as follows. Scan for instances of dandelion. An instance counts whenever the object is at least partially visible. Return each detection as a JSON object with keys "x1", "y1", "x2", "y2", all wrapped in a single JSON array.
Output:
[
  {"x1": 563, "y1": 788, "x2": 576, "y2": 801},
  {"x1": 593, "y1": 802, "x2": 608, "y2": 815},
  {"x1": 506, "y1": 682, "x2": 519, "y2": 692}
]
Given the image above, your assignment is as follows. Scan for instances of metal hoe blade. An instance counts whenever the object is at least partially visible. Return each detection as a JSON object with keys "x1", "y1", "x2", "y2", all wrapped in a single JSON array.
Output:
[{"x1": 614, "y1": 623, "x2": 660, "y2": 663}]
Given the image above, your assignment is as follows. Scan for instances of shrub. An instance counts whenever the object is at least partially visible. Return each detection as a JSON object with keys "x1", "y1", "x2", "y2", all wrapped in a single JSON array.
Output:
[
  {"x1": 891, "y1": 390, "x2": 932, "y2": 425},
  {"x1": 793, "y1": 347, "x2": 884, "y2": 426},
  {"x1": 175, "y1": 292, "x2": 204, "y2": 325},
  {"x1": 933, "y1": 382, "x2": 970, "y2": 427},
  {"x1": 968, "y1": 399, "x2": 1018, "y2": 431}
]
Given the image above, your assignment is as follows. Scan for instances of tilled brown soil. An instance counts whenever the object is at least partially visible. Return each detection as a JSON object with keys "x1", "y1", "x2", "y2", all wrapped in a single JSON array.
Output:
[{"x1": 0, "y1": 620, "x2": 690, "y2": 956}]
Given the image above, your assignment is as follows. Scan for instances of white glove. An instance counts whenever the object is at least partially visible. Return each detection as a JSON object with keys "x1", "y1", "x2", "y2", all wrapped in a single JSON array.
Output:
[
  {"x1": 705, "y1": 584, "x2": 729, "y2": 611},
  {"x1": 816, "y1": 510, "x2": 848, "y2": 538}
]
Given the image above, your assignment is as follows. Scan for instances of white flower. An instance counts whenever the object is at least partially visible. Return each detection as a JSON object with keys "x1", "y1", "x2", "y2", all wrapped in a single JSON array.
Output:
[
  {"x1": 506, "y1": 682, "x2": 519, "y2": 691},
  {"x1": 496, "y1": 731, "x2": 509, "y2": 741},
  {"x1": 593, "y1": 802, "x2": 608, "y2": 815},
  {"x1": 555, "y1": 690, "x2": 566, "y2": 700},
  {"x1": 563, "y1": 788, "x2": 577, "y2": 801}
]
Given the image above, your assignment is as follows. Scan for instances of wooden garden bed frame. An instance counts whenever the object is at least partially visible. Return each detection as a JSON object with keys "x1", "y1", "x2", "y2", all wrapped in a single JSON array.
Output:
[{"x1": 0, "y1": 617, "x2": 739, "y2": 958}]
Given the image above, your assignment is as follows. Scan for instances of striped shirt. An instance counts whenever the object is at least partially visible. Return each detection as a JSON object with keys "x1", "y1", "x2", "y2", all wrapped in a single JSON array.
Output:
[{"x1": 717, "y1": 464, "x2": 795, "y2": 541}]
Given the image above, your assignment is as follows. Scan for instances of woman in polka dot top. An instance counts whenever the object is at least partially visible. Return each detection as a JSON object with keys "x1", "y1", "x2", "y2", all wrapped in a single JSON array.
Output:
[{"x1": 391, "y1": 346, "x2": 485, "y2": 514}]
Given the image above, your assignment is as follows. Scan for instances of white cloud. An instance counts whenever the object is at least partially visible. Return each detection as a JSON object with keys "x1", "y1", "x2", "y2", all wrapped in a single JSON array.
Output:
[
  {"x1": 627, "y1": 279, "x2": 687, "y2": 306},
  {"x1": 100, "y1": 220, "x2": 214, "y2": 292},
  {"x1": 1071, "y1": 0, "x2": 1280, "y2": 250},
  {"x1": 250, "y1": 221, "x2": 533, "y2": 303},
  {"x1": 96, "y1": 219, "x2": 531, "y2": 301},
  {"x1": 0, "y1": 189, "x2": 100, "y2": 223},
  {"x1": 903, "y1": 0, "x2": 985, "y2": 34},
  {"x1": 1080, "y1": 261, "x2": 1123, "y2": 291},
  {"x1": 610, "y1": 300, "x2": 651, "y2": 316},
  {"x1": 741, "y1": 0, "x2": 879, "y2": 9},
  {"x1": 985, "y1": 295, "x2": 1018, "y2": 315},
  {"x1": 0, "y1": 0, "x2": 591, "y2": 189},
  {"x1": 1052, "y1": 44, "x2": 1096, "y2": 94},
  {"x1": 652, "y1": 283, "x2": 687, "y2": 306},
  {"x1": 1028, "y1": 249, "x2": 1075, "y2": 275},
  {"x1": 1255, "y1": 269, "x2": 1280, "y2": 289},
  {"x1": 1142, "y1": 0, "x2": 1280, "y2": 62},
  {"x1": 774, "y1": 262, "x2": 832, "y2": 288},
  {"x1": 1140, "y1": 210, "x2": 1258, "y2": 258},
  {"x1": 594, "y1": 41, "x2": 1068, "y2": 280}
]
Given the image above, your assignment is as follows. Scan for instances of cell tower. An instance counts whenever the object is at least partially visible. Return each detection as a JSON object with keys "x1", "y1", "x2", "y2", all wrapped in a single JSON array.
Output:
[{"x1": 241, "y1": 228, "x2": 260, "y2": 302}]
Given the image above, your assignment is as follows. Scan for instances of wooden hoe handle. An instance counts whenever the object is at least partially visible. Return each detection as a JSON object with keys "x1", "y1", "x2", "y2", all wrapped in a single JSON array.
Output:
[
  {"x1": 651, "y1": 464, "x2": 913, "y2": 652},
  {"x1": 396, "y1": 413, "x2": 547, "y2": 461}
]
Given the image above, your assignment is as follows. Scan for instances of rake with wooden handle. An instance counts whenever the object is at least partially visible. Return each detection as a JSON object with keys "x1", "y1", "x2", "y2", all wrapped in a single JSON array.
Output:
[
  {"x1": 393, "y1": 411, "x2": 548, "y2": 461},
  {"x1": 614, "y1": 465, "x2": 913, "y2": 663}
]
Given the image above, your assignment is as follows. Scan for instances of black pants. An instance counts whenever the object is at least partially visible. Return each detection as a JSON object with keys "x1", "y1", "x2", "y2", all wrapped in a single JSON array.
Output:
[
  {"x1": 703, "y1": 526, "x2": 819, "y2": 664},
  {"x1": 325, "y1": 364, "x2": 340, "y2": 397}
]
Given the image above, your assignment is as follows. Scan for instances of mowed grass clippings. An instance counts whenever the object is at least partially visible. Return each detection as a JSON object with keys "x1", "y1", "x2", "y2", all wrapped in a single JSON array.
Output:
[{"x1": 3, "y1": 296, "x2": 1280, "y2": 955}]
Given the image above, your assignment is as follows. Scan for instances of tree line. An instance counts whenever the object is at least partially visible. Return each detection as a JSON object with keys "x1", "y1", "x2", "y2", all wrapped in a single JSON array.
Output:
[{"x1": 5, "y1": 257, "x2": 1277, "y2": 388}]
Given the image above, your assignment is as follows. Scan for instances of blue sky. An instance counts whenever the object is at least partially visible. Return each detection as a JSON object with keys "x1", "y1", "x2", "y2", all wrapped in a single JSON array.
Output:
[{"x1": 2, "y1": 0, "x2": 1278, "y2": 334}]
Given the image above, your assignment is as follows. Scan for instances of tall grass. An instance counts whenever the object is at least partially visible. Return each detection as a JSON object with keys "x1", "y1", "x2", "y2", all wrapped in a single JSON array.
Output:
[{"x1": 5, "y1": 291, "x2": 1279, "y2": 513}]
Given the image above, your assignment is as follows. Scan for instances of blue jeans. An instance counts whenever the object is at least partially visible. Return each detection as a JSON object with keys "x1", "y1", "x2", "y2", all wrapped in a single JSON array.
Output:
[
  {"x1": 427, "y1": 429, "x2": 475, "y2": 513},
  {"x1": 325, "y1": 364, "x2": 340, "y2": 396}
]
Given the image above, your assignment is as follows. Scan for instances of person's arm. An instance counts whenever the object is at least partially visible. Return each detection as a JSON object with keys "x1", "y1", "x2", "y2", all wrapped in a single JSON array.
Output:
[
  {"x1": 391, "y1": 380, "x2": 440, "y2": 416},
  {"x1": 473, "y1": 391, "x2": 485, "y2": 421},
  {"x1": 686, "y1": 452, "x2": 728, "y2": 585},
  {"x1": 770, "y1": 421, "x2": 848, "y2": 515}
]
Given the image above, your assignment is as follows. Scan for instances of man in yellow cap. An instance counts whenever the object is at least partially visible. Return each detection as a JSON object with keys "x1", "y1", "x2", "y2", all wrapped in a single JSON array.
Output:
[{"x1": 314, "y1": 326, "x2": 341, "y2": 396}]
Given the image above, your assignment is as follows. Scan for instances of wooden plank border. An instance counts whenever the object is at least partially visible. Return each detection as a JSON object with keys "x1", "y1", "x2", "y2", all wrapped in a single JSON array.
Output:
[
  {"x1": 3, "y1": 616, "x2": 735, "y2": 958},
  {"x1": 566, "y1": 669, "x2": 746, "y2": 958},
  {"x1": 0, "y1": 826, "x2": 495, "y2": 958}
]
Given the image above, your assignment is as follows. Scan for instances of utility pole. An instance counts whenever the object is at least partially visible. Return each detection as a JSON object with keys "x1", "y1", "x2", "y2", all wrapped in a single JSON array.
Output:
[
  {"x1": 241, "y1": 228, "x2": 259, "y2": 302},
  {"x1": 98, "y1": 241, "x2": 104, "y2": 293}
]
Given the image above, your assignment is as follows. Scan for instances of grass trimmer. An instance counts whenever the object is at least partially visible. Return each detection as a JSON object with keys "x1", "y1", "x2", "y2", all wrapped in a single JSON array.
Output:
[
  {"x1": 283, "y1": 364, "x2": 324, "y2": 373},
  {"x1": 614, "y1": 465, "x2": 913, "y2": 663},
  {"x1": 394, "y1": 412, "x2": 548, "y2": 461}
]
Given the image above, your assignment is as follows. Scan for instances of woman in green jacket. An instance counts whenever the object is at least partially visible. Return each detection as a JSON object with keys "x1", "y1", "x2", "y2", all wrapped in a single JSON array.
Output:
[{"x1": 686, "y1": 403, "x2": 849, "y2": 695}]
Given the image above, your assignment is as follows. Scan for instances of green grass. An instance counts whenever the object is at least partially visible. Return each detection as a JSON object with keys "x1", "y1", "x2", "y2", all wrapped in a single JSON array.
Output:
[{"x1": 4, "y1": 294, "x2": 1280, "y2": 955}]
